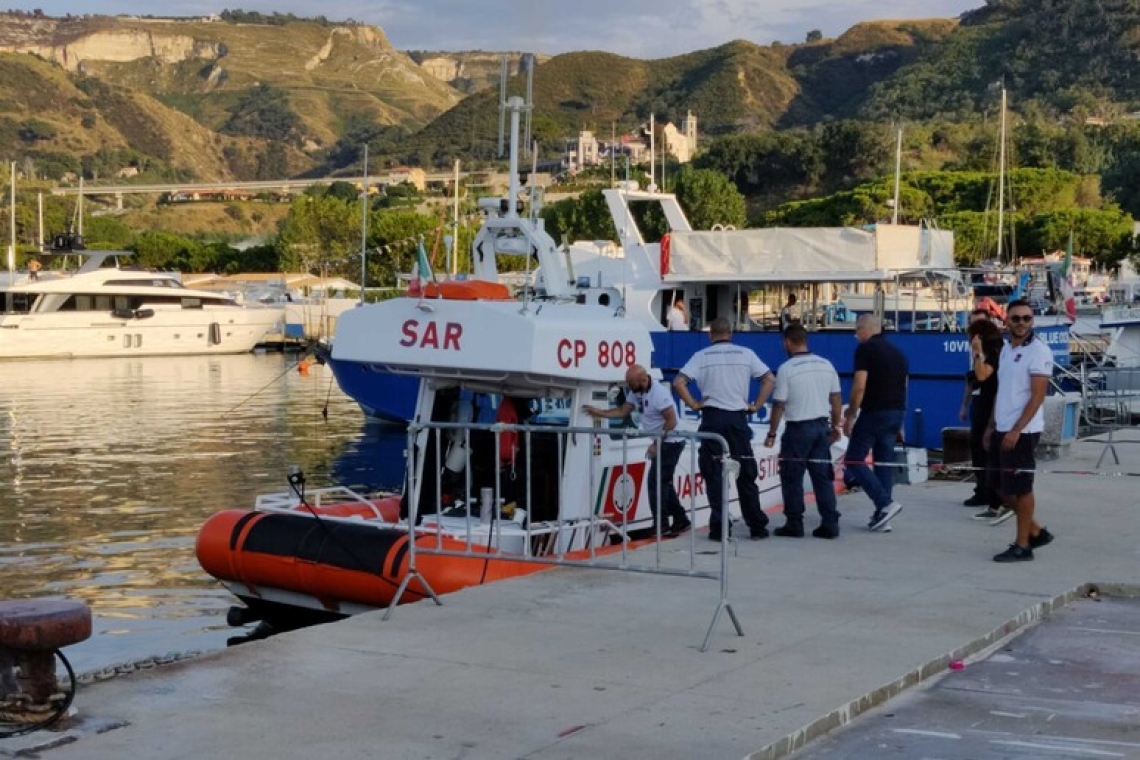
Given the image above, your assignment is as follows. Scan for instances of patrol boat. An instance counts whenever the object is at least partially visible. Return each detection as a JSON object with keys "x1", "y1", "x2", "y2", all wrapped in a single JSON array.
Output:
[{"x1": 196, "y1": 109, "x2": 846, "y2": 631}]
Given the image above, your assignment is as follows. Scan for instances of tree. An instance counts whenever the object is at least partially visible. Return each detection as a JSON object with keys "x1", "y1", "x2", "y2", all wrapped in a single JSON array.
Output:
[
  {"x1": 132, "y1": 231, "x2": 205, "y2": 271},
  {"x1": 1102, "y1": 147, "x2": 1140, "y2": 216},
  {"x1": 18, "y1": 118, "x2": 56, "y2": 142},
  {"x1": 277, "y1": 195, "x2": 363, "y2": 278},
  {"x1": 325, "y1": 181, "x2": 361, "y2": 204},
  {"x1": 540, "y1": 189, "x2": 617, "y2": 244},
  {"x1": 806, "y1": 29, "x2": 823, "y2": 43},
  {"x1": 221, "y1": 84, "x2": 301, "y2": 143},
  {"x1": 670, "y1": 167, "x2": 747, "y2": 229},
  {"x1": 816, "y1": 121, "x2": 893, "y2": 192},
  {"x1": 368, "y1": 209, "x2": 441, "y2": 287},
  {"x1": 83, "y1": 216, "x2": 134, "y2": 250},
  {"x1": 1020, "y1": 207, "x2": 1134, "y2": 264}
]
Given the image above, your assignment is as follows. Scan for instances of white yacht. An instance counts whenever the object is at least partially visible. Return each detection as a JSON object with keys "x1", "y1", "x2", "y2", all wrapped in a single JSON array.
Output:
[{"x1": 0, "y1": 250, "x2": 283, "y2": 359}]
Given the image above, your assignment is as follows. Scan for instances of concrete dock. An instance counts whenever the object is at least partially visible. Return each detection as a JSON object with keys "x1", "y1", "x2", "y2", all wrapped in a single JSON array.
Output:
[{"x1": 6, "y1": 432, "x2": 1140, "y2": 760}]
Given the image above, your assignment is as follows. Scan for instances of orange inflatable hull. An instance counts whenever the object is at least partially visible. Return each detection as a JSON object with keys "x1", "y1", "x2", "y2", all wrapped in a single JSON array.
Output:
[{"x1": 197, "y1": 506, "x2": 565, "y2": 614}]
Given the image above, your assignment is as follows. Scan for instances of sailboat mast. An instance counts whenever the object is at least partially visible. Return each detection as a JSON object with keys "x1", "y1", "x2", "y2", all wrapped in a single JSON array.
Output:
[
  {"x1": 648, "y1": 114, "x2": 656, "y2": 191},
  {"x1": 996, "y1": 88, "x2": 1007, "y2": 263},
  {"x1": 452, "y1": 158, "x2": 460, "y2": 276},
  {"x1": 8, "y1": 161, "x2": 14, "y2": 279},
  {"x1": 77, "y1": 176, "x2": 84, "y2": 237},
  {"x1": 892, "y1": 127, "x2": 902, "y2": 225},
  {"x1": 359, "y1": 144, "x2": 369, "y2": 305}
]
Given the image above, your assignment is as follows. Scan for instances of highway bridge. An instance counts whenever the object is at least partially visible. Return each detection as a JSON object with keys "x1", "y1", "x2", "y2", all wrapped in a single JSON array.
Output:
[{"x1": 48, "y1": 174, "x2": 470, "y2": 197}]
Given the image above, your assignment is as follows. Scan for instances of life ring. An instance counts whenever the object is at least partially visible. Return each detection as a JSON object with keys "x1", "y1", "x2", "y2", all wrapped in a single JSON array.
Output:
[
  {"x1": 975, "y1": 296, "x2": 1005, "y2": 322},
  {"x1": 420, "y1": 280, "x2": 513, "y2": 300}
]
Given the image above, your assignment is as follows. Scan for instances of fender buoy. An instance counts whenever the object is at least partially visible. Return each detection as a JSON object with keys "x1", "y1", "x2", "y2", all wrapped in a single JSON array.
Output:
[{"x1": 659, "y1": 234, "x2": 671, "y2": 278}]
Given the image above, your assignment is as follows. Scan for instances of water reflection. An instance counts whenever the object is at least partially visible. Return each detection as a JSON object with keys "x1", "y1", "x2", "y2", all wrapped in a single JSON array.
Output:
[{"x1": 0, "y1": 354, "x2": 408, "y2": 674}]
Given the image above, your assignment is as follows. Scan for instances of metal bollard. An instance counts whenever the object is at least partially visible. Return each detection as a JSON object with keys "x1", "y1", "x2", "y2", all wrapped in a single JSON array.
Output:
[{"x1": 0, "y1": 600, "x2": 91, "y2": 723}]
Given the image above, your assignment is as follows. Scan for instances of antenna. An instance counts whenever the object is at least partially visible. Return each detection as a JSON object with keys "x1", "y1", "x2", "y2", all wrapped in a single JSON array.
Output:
[
  {"x1": 529, "y1": 140, "x2": 540, "y2": 223},
  {"x1": 76, "y1": 176, "x2": 84, "y2": 236},
  {"x1": 505, "y1": 96, "x2": 527, "y2": 219},
  {"x1": 497, "y1": 56, "x2": 509, "y2": 159},
  {"x1": 523, "y1": 54, "x2": 534, "y2": 157}
]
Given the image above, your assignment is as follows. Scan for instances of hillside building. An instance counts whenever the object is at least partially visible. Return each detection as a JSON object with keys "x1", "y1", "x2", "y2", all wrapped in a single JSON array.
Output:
[
  {"x1": 560, "y1": 112, "x2": 698, "y2": 174},
  {"x1": 385, "y1": 166, "x2": 426, "y2": 192}
]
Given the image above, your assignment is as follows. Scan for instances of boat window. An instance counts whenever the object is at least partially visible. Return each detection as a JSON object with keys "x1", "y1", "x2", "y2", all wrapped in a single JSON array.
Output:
[
  {"x1": 56, "y1": 295, "x2": 116, "y2": 312},
  {"x1": 103, "y1": 278, "x2": 169, "y2": 288},
  {"x1": 4, "y1": 293, "x2": 34, "y2": 313},
  {"x1": 181, "y1": 298, "x2": 204, "y2": 309}
]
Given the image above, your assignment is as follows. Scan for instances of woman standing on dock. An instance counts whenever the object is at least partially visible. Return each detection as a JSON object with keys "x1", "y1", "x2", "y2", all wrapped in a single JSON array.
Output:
[{"x1": 965, "y1": 316, "x2": 1009, "y2": 524}]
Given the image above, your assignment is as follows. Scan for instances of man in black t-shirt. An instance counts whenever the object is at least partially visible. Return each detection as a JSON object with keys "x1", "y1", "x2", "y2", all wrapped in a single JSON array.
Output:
[{"x1": 842, "y1": 314, "x2": 909, "y2": 532}]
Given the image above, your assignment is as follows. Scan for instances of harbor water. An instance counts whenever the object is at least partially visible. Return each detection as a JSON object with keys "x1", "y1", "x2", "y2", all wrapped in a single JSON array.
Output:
[{"x1": 0, "y1": 354, "x2": 408, "y2": 675}]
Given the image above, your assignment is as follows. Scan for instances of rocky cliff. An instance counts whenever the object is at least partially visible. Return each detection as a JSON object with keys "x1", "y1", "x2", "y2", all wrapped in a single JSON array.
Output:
[
  {"x1": 408, "y1": 51, "x2": 550, "y2": 93},
  {"x1": 0, "y1": 16, "x2": 222, "y2": 72},
  {"x1": 0, "y1": 14, "x2": 459, "y2": 121}
]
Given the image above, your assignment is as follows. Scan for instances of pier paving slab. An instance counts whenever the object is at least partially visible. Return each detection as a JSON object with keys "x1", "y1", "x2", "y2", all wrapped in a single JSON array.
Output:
[
  {"x1": 4, "y1": 433, "x2": 1140, "y2": 759},
  {"x1": 794, "y1": 596, "x2": 1140, "y2": 758}
]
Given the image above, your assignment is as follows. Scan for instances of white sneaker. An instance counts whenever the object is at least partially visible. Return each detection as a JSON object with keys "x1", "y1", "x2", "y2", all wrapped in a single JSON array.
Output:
[
  {"x1": 988, "y1": 506, "x2": 1015, "y2": 526},
  {"x1": 869, "y1": 502, "x2": 903, "y2": 532}
]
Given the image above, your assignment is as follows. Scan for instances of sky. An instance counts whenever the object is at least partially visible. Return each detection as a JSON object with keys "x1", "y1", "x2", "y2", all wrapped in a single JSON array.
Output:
[{"x1": 29, "y1": 0, "x2": 985, "y2": 58}]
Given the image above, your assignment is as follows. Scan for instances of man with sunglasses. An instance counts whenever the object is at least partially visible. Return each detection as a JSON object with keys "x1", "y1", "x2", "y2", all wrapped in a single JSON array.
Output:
[{"x1": 987, "y1": 299, "x2": 1055, "y2": 562}]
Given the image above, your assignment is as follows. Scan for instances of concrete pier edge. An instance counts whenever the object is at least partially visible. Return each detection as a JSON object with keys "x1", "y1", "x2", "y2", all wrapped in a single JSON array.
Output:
[{"x1": 747, "y1": 581, "x2": 1140, "y2": 760}]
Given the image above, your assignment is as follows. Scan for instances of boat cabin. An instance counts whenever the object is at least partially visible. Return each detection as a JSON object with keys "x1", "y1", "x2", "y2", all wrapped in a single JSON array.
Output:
[{"x1": 585, "y1": 185, "x2": 967, "y2": 334}]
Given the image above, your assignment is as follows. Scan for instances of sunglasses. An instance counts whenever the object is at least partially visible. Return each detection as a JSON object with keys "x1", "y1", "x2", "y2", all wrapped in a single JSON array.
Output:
[{"x1": 1008, "y1": 314, "x2": 1033, "y2": 323}]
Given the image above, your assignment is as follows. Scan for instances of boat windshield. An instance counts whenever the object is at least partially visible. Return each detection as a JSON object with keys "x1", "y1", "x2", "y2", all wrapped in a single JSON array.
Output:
[{"x1": 102, "y1": 278, "x2": 186, "y2": 289}]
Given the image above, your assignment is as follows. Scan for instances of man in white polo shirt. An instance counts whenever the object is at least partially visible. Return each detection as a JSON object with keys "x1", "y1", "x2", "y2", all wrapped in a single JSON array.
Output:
[
  {"x1": 583, "y1": 364, "x2": 690, "y2": 536},
  {"x1": 765, "y1": 324, "x2": 844, "y2": 538},
  {"x1": 988, "y1": 299, "x2": 1055, "y2": 562},
  {"x1": 673, "y1": 317, "x2": 774, "y2": 541}
]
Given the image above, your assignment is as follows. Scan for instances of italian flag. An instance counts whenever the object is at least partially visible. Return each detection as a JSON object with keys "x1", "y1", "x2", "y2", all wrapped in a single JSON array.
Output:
[{"x1": 408, "y1": 236, "x2": 434, "y2": 297}]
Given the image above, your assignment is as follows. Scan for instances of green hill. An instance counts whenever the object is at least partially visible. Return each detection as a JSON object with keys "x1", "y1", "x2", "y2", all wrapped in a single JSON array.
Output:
[
  {"x1": 6, "y1": 1, "x2": 1140, "y2": 187},
  {"x1": 859, "y1": 0, "x2": 1140, "y2": 119}
]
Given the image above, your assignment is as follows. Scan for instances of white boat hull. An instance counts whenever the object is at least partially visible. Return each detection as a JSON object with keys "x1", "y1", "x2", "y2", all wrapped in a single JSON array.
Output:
[{"x1": 0, "y1": 305, "x2": 282, "y2": 359}]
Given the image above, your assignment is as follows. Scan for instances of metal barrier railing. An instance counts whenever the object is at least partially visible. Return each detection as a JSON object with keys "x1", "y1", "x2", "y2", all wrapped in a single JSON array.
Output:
[
  {"x1": 385, "y1": 420, "x2": 744, "y2": 651},
  {"x1": 1075, "y1": 364, "x2": 1140, "y2": 467}
]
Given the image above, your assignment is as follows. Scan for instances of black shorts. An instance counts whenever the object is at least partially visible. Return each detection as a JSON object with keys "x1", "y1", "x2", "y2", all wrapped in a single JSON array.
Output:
[{"x1": 988, "y1": 430, "x2": 1039, "y2": 497}]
